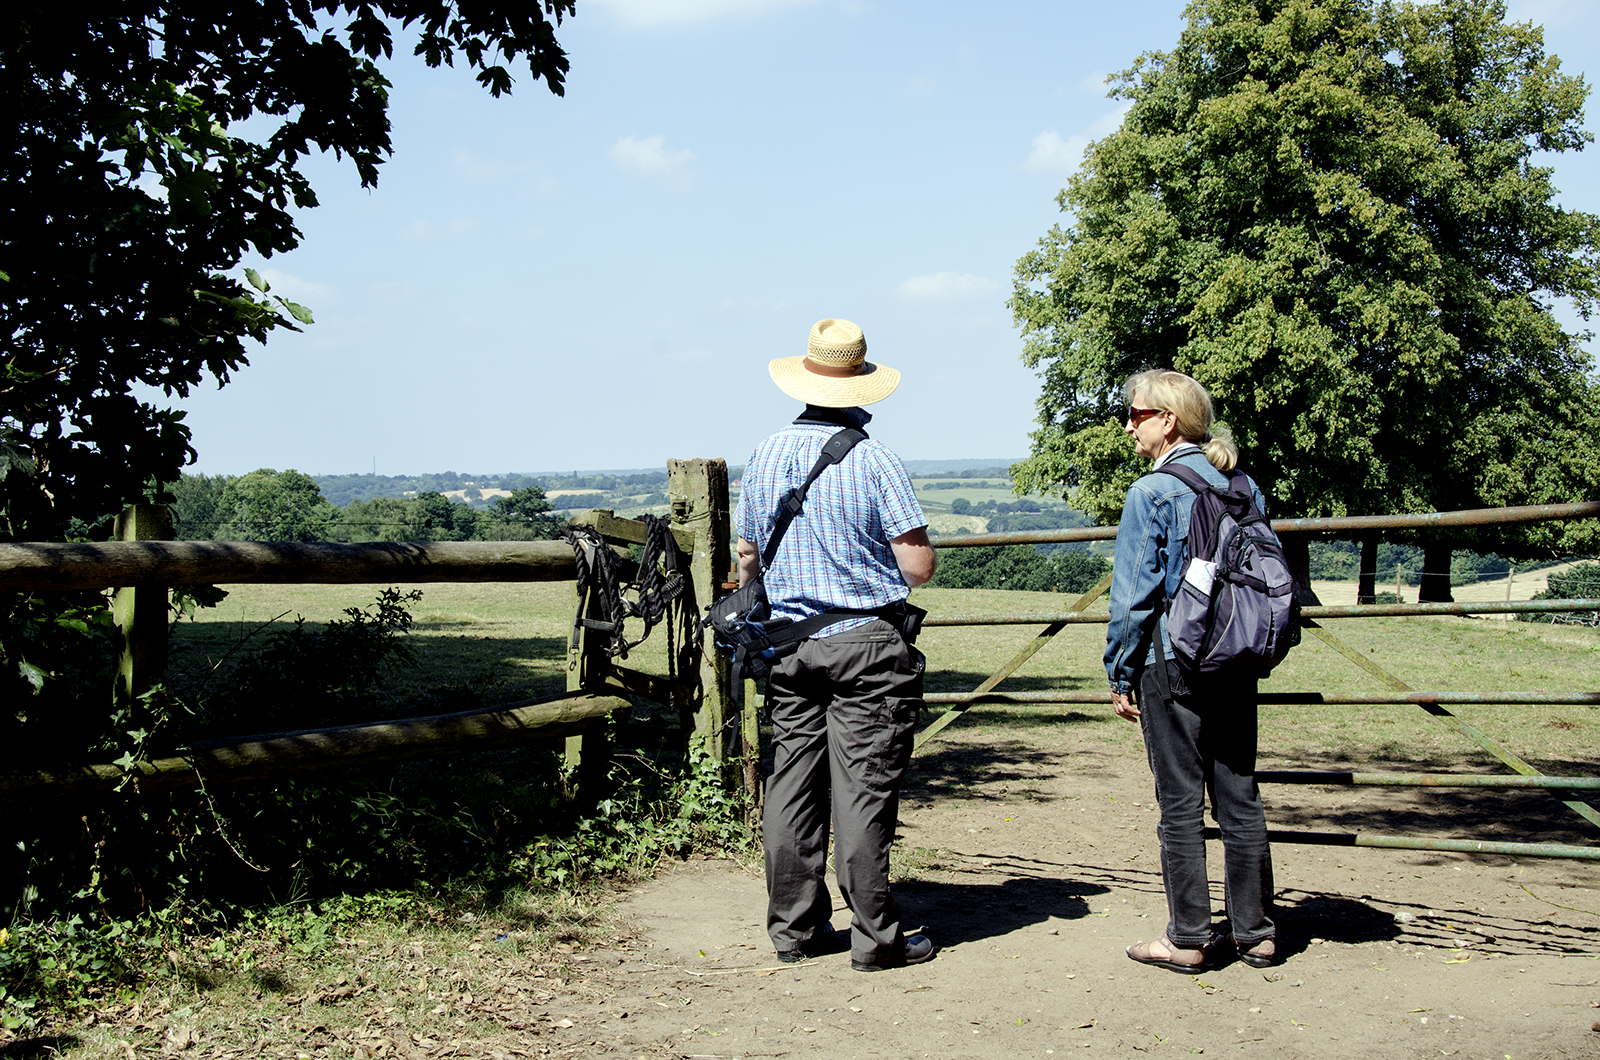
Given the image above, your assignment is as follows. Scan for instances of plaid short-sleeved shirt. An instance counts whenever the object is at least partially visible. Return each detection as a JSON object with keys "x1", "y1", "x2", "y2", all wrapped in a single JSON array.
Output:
[{"x1": 735, "y1": 421, "x2": 927, "y2": 634}]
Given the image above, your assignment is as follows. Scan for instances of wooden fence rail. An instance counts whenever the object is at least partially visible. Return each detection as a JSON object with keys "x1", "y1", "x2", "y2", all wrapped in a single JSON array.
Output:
[
  {"x1": 0, "y1": 691, "x2": 631, "y2": 805},
  {"x1": 0, "y1": 539, "x2": 582, "y2": 593}
]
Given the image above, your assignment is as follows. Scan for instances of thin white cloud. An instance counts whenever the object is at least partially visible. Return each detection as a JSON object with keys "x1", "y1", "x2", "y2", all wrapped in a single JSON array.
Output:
[
  {"x1": 1025, "y1": 102, "x2": 1132, "y2": 175},
  {"x1": 588, "y1": 0, "x2": 816, "y2": 28},
  {"x1": 609, "y1": 135, "x2": 695, "y2": 181},
  {"x1": 897, "y1": 272, "x2": 1000, "y2": 302}
]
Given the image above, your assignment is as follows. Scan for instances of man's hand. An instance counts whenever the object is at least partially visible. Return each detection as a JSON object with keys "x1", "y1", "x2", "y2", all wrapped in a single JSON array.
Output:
[
  {"x1": 891, "y1": 527, "x2": 936, "y2": 587},
  {"x1": 736, "y1": 536, "x2": 760, "y2": 588},
  {"x1": 1112, "y1": 691, "x2": 1140, "y2": 721}
]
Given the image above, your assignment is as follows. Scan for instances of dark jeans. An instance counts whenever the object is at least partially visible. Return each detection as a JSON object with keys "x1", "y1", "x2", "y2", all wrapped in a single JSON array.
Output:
[
  {"x1": 1138, "y1": 661, "x2": 1275, "y2": 949},
  {"x1": 763, "y1": 620, "x2": 923, "y2": 967}
]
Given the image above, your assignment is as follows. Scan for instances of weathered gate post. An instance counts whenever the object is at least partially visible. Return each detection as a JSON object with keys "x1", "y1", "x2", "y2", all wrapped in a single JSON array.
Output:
[
  {"x1": 563, "y1": 541, "x2": 611, "y2": 805},
  {"x1": 668, "y1": 459, "x2": 732, "y2": 768},
  {"x1": 112, "y1": 503, "x2": 173, "y2": 711}
]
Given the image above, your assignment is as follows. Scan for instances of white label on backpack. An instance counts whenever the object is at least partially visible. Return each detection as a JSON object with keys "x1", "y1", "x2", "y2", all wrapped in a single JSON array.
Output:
[{"x1": 1184, "y1": 558, "x2": 1218, "y2": 594}]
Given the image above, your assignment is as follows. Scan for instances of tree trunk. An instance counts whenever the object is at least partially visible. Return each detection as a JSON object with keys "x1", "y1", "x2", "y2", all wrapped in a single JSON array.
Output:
[
  {"x1": 1357, "y1": 537, "x2": 1378, "y2": 605},
  {"x1": 1281, "y1": 536, "x2": 1322, "y2": 606},
  {"x1": 1419, "y1": 545, "x2": 1455, "y2": 603}
]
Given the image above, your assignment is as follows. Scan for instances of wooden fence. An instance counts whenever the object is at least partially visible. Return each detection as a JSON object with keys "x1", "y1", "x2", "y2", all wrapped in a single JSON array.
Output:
[{"x1": 0, "y1": 459, "x2": 733, "y2": 806}]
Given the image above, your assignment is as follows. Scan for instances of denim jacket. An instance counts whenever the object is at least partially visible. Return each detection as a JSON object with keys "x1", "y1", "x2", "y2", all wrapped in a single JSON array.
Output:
[{"x1": 1102, "y1": 447, "x2": 1267, "y2": 694}]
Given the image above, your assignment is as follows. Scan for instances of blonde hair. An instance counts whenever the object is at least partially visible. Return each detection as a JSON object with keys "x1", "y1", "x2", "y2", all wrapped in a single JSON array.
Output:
[{"x1": 1123, "y1": 369, "x2": 1239, "y2": 471}]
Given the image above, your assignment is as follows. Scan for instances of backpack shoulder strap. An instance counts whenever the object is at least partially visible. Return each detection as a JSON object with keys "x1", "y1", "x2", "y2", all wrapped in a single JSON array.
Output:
[
  {"x1": 1151, "y1": 462, "x2": 1212, "y2": 496},
  {"x1": 760, "y1": 427, "x2": 868, "y2": 570}
]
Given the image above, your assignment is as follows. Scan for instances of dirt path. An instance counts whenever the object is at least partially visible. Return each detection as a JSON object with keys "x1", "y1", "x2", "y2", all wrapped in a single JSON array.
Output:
[
  {"x1": 45, "y1": 725, "x2": 1600, "y2": 1060},
  {"x1": 540, "y1": 747, "x2": 1600, "y2": 1060}
]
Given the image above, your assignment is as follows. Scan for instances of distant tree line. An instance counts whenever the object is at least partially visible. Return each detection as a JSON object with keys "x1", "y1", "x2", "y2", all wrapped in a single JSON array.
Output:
[
  {"x1": 1304, "y1": 541, "x2": 1566, "y2": 586},
  {"x1": 313, "y1": 470, "x2": 669, "y2": 508},
  {"x1": 170, "y1": 471, "x2": 562, "y2": 542},
  {"x1": 929, "y1": 545, "x2": 1109, "y2": 594},
  {"x1": 922, "y1": 480, "x2": 1007, "y2": 491},
  {"x1": 936, "y1": 466, "x2": 1014, "y2": 479},
  {"x1": 943, "y1": 501, "x2": 1091, "y2": 535}
]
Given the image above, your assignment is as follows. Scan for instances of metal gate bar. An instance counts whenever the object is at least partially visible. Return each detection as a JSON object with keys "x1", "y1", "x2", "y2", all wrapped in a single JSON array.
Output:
[
  {"x1": 922, "y1": 691, "x2": 1600, "y2": 706},
  {"x1": 1255, "y1": 771, "x2": 1600, "y2": 789},
  {"x1": 911, "y1": 571, "x2": 1111, "y2": 753},
  {"x1": 1295, "y1": 617, "x2": 1600, "y2": 832},
  {"x1": 914, "y1": 499, "x2": 1599, "y2": 856},
  {"x1": 1200, "y1": 828, "x2": 1600, "y2": 860},
  {"x1": 922, "y1": 598, "x2": 1600, "y2": 626}
]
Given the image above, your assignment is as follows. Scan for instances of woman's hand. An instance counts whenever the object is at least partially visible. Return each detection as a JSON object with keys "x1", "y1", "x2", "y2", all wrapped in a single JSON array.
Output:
[{"x1": 1112, "y1": 691, "x2": 1140, "y2": 721}]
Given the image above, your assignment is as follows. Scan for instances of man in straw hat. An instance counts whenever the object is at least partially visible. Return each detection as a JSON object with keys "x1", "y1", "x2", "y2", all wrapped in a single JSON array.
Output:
[{"x1": 735, "y1": 318, "x2": 938, "y2": 972}]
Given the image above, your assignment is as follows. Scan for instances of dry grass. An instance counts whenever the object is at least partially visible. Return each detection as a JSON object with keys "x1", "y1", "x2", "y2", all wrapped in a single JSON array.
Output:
[{"x1": 169, "y1": 579, "x2": 1600, "y2": 770}]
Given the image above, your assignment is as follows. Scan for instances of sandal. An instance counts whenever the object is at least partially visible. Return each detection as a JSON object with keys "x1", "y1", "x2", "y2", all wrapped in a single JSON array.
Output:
[
  {"x1": 1126, "y1": 935, "x2": 1208, "y2": 974},
  {"x1": 1234, "y1": 937, "x2": 1277, "y2": 968}
]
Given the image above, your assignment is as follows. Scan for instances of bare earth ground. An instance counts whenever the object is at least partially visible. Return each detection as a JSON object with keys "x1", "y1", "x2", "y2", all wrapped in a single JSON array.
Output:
[
  {"x1": 64, "y1": 740, "x2": 1600, "y2": 1060},
  {"x1": 581, "y1": 739, "x2": 1600, "y2": 1060}
]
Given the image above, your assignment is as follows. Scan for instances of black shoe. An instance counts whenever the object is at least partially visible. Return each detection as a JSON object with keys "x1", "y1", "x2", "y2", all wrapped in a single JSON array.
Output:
[
  {"x1": 851, "y1": 933, "x2": 935, "y2": 972},
  {"x1": 776, "y1": 923, "x2": 847, "y2": 963}
]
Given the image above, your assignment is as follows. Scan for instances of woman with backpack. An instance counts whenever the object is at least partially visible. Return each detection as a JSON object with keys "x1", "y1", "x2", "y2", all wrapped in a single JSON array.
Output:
[{"x1": 1107, "y1": 369, "x2": 1280, "y2": 973}]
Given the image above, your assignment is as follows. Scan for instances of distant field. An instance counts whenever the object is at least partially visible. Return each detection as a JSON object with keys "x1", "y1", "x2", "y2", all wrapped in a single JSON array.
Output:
[{"x1": 170, "y1": 579, "x2": 1598, "y2": 773}]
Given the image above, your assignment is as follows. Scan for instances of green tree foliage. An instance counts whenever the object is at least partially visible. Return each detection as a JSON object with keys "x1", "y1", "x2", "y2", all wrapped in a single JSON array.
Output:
[
  {"x1": 333, "y1": 495, "x2": 431, "y2": 542},
  {"x1": 214, "y1": 468, "x2": 336, "y2": 541},
  {"x1": 0, "y1": 2, "x2": 574, "y2": 542},
  {"x1": 1518, "y1": 560, "x2": 1600, "y2": 625},
  {"x1": 178, "y1": 473, "x2": 564, "y2": 542},
  {"x1": 487, "y1": 485, "x2": 561, "y2": 539},
  {"x1": 168, "y1": 472, "x2": 230, "y2": 539},
  {"x1": 1011, "y1": 0, "x2": 1600, "y2": 554},
  {"x1": 929, "y1": 545, "x2": 1110, "y2": 594}
]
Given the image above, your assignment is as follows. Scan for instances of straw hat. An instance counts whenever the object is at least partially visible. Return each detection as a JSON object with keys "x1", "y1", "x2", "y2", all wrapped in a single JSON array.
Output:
[{"x1": 768, "y1": 319, "x2": 901, "y2": 407}]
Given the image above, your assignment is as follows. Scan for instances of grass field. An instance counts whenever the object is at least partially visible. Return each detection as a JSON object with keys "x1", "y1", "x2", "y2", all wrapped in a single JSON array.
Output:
[{"x1": 170, "y1": 579, "x2": 1600, "y2": 776}]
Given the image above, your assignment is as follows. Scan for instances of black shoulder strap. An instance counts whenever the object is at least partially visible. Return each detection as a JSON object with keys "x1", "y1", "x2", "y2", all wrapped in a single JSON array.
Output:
[{"x1": 759, "y1": 427, "x2": 868, "y2": 570}]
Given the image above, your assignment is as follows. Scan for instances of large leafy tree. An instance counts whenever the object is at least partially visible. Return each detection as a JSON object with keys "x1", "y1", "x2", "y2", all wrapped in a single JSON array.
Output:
[
  {"x1": 0, "y1": 1, "x2": 574, "y2": 541},
  {"x1": 1011, "y1": 0, "x2": 1600, "y2": 579},
  {"x1": 214, "y1": 468, "x2": 337, "y2": 541}
]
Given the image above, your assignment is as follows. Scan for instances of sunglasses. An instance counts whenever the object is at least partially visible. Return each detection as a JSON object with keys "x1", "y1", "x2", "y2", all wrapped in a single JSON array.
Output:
[{"x1": 1127, "y1": 405, "x2": 1165, "y2": 425}]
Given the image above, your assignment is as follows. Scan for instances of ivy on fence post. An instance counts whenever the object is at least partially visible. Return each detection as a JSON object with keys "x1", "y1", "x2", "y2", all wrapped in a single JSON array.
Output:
[{"x1": 111, "y1": 503, "x2": 173, "y2": 714}]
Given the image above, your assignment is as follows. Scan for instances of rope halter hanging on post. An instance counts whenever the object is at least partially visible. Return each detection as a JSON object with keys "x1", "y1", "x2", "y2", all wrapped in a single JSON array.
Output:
[{"x1": 560, "y1": 514, "x2": 686, "y2": 661}]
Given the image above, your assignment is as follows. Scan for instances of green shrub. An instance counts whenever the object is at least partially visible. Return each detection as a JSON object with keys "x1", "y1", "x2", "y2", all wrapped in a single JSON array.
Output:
[
  {"x1": 1517, "y1": 561, "x2": 1600, "y2": 626},
  {"x1": 930, "y1": 545, "x2": 1109, "y2": 593}
]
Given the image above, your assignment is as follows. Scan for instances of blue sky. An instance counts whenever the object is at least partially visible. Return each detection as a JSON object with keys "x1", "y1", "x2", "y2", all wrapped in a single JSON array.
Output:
[{"x1": 174, "y1": 0, "x2": 1600, "y2": 477}]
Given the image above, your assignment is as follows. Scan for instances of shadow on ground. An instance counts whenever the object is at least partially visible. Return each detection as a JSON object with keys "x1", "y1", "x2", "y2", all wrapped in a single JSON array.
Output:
[
  {"x1": 893, "y1": 870, "x2": 1115, "y2": 948},
  {"x1": 0, "y1": 1038, "x2": 81, "y2": 1059}
]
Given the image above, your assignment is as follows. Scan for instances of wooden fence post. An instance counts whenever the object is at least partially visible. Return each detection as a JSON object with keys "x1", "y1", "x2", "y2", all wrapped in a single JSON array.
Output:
[
  {"x1": 112, "y1": 503, "x2": 173, "y2": 712},
  {"x1": 668, "y1": 459, "x2": 732, "y2": 769}
]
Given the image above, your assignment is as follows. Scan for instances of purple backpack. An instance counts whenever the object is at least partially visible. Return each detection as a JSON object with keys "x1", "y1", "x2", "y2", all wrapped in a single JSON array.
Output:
[{"x1": 1154, "y1": 463, "x2": 1300, "y2": 678}]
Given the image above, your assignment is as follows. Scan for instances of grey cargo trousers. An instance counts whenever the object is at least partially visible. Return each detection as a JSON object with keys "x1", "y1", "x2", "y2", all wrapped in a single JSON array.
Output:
[{"x1": 763, "y1": 619, "x2": 923, "y2": 968}]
